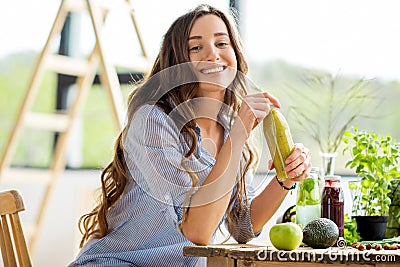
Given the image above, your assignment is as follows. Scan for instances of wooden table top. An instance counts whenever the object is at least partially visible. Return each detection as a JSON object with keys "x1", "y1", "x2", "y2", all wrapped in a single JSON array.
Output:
[{"x1": 183, "y1": 244, "x2": 400, "y2": 265}]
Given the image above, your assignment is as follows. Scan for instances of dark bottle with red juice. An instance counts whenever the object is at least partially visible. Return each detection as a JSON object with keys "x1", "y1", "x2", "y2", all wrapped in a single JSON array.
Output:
[{"x1": 321, "y1": 175, "x2": 344, "y2": 243}]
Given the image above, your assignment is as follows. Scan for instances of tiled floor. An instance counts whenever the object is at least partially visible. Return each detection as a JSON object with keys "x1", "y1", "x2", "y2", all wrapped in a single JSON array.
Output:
[{"x1": 1, "y1": 169, "x2": 296, "y2": 267}]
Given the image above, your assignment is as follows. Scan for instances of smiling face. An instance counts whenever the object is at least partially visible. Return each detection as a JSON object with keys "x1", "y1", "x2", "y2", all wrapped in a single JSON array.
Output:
[{"x1": 188, "y1": 14, "x2": 238, "y2": 98}]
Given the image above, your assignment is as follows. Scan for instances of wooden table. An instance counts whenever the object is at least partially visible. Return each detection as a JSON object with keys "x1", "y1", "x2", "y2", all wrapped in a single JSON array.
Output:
[{"x1": 183, "y1": 244, "x2": 400, "y2": 266}]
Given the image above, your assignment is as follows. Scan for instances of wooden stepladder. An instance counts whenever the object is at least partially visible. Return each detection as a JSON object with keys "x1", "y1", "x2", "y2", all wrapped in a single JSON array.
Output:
[{"x1": 0, "y1": 0, "x2": 149, "y2": 255}]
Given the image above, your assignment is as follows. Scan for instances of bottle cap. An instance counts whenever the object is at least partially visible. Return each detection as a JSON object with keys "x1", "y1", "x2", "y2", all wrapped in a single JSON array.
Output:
[{"x1": 324, "y1": 175, "x2": 341, "y2": 181}]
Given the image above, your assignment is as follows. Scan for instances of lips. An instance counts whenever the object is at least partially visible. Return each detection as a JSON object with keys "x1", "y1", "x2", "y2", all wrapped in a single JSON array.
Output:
[{"x1": 200, "y1": 65, "x2": 226, "y2": 74}]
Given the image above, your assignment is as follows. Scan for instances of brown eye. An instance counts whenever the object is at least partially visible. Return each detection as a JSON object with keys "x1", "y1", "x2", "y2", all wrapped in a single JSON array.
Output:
[
  {"x1": 189, "y1": 45, "x2": 201, "y2": 52},
  {"x1": 217, "y1": 42, "x2": 228, "y2": 47}
]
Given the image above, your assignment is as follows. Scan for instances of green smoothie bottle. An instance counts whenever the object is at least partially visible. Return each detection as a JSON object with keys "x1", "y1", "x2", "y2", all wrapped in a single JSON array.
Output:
[{"x1": 263, "y1": 107, "x2": 294, "y2": 181}]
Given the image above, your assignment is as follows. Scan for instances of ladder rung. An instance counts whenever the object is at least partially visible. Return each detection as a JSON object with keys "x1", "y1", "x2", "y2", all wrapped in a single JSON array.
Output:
[
  {"x1": 46, "y1": 55, "x2": 91, "y2": 77},
  {"x1": 24, "y1": 112, "x2": 70, "y2": 132},
  {"x1": 0, "y1": 168, "x2": 51, "y2": 185}
]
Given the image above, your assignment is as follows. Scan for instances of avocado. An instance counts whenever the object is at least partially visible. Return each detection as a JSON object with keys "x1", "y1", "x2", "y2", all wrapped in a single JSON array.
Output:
[{"x1": 302, "y1": 218, "x2": 339, "y2": 248}]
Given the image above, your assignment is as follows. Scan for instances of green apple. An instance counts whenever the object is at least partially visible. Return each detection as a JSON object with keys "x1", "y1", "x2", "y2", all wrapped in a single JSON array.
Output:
[{"x1": 269, "y1": 222, "x2": 303, "y2": 250}]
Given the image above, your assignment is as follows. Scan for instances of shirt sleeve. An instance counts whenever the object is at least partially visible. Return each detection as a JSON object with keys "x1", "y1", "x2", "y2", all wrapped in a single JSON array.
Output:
[
  {"x1": 123, "y1": 105, "x2": 204, "y2": 209},
  {"x1": 225, "y1": 169, "x2": 261, "y2": 244}
]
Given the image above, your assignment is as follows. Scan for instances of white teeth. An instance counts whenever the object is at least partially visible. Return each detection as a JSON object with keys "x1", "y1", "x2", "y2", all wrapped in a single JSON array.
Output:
[{"x1": 201, "y1": 66, "x2": 224, "y2": 74}]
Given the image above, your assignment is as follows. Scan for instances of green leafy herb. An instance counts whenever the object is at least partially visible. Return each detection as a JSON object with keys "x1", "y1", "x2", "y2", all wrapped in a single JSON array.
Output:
[
  {"x1": 344, "y1": 214, "x2": 361, "y2": 244},
  {"x1": 297, "y1": 178, "x2": 320, "y2": 205},
  {"x1": 342, "y1": 126, "x2": 400, "y2": 216}
]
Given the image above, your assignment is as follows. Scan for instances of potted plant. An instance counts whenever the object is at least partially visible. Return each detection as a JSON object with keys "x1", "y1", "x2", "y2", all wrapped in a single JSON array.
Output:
[
  {"x1": 342, "y1": 125, "x2": 400, "y2": 240},
  {"x1": 386, "y1": 178, "x2": 400, "y2": 238},
  {"x1": 286, "y1": 71, "x2": 379, "y2": 177}
]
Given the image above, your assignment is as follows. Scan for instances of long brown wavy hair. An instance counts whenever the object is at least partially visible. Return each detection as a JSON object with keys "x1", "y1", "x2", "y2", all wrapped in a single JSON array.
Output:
[{"x1": 78, "y1": 4, "x2": 259, "y2": 247}]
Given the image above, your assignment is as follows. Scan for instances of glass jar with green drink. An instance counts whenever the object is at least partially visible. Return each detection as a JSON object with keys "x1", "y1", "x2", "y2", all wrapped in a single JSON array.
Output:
[{"x1": 296, "y1": 167, "x2": 321, "y2": 227}]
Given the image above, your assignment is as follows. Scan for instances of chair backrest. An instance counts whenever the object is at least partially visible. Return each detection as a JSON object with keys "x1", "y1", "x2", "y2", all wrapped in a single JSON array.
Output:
[{"x1": 0, "y1": 190, "x2": 32, "y2": 267}]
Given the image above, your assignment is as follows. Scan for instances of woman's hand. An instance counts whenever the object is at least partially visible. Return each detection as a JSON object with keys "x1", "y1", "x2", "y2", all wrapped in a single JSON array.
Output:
[
  {"x1": 236, "y1": 92, "x2": 281, "y2": 137},
  {"x1": 284, "y1": 143, "x2": 312, "y2": 181},
  {"x1": 251, "y1": 142, "x2": 312, "y2": 233}
]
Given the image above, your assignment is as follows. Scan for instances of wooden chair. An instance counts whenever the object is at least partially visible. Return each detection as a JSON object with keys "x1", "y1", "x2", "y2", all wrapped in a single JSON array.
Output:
[{"x1": 0, "y1": 190, "x2": 32, "y2": 267}]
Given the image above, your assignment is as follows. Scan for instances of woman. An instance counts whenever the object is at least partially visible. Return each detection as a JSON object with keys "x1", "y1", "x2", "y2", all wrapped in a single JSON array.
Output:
[{"x1": 69, "y1": 4, "x2": 311, "y2": 267}]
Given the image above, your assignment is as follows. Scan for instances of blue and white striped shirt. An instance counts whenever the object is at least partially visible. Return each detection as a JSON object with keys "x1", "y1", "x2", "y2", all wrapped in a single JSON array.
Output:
[{"x1": 68, "y1": 104, "x2": 259, "y2": 267}]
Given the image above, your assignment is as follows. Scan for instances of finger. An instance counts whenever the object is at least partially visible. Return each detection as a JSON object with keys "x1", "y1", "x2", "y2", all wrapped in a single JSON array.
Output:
[
  {"x1": 267, "y1": 160, "x2": 274, "y2": 170},
  {"x1": 247, "y1": 102, "x2": 271, "y2": 111},
  {"x1": 262, "y1": 91, "x2": 281, "y2": 108},
  {"x1": 244, "y1": 101, "x2": 271, "y2": 124},
  {"x1": 285, "y1": 144, "x2": 307, "y2": 163},
  {"x1": 285, "y1": 146, "x2": 300, "y2": 163},
  {"x1": 291, "y1": 162, "x2": 312, "y2": 182},
  {"x1": 288, "y1": 165, "x2": 305, "y2": 180},
  {"x1": 246, "y1": 94, "x2": 271, "y2": 105},
  {"x1": 285, "y1": 144, "x2": 311, "y2": 177},
  {"x1": 286, "y1": 153, "x2": 308, "y2": 175},
  {"x1": 289, "y1": 166, "x2": 309, "y2": 182}
]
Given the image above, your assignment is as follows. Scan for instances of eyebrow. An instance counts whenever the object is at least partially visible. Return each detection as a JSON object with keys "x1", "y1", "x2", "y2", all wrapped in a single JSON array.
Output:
[{"x1": 188, "y1": 32, "x2": 228, "y2": 40}]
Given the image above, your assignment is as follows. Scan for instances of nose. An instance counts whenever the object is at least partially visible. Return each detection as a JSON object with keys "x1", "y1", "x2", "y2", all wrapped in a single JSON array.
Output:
[{"x1": 204, "y1": 45, "x2": 220, "y2": 62}]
